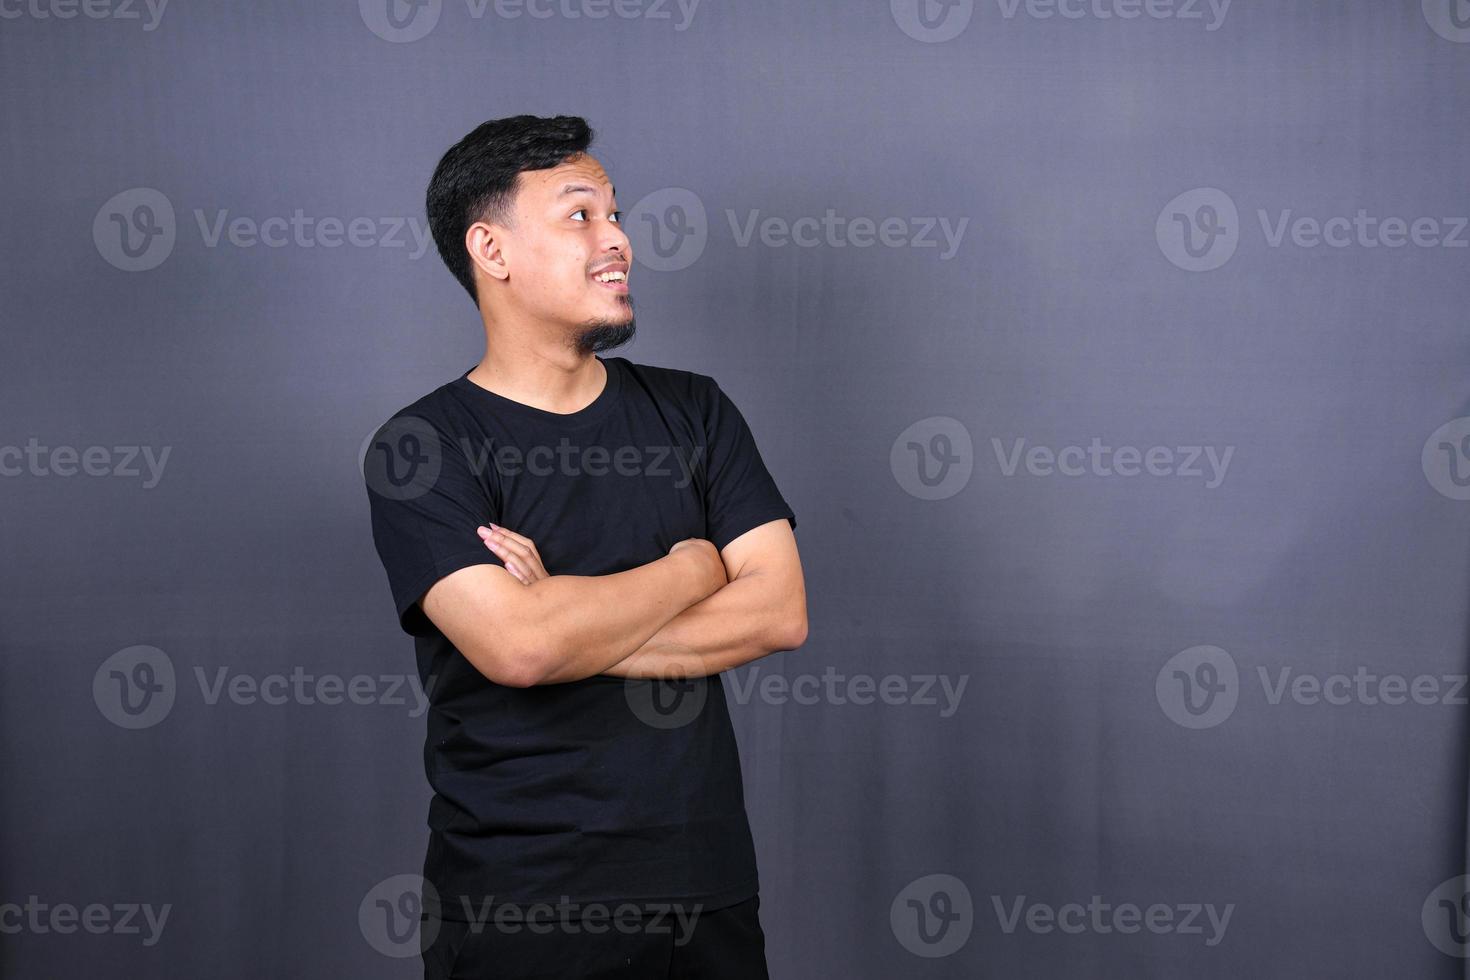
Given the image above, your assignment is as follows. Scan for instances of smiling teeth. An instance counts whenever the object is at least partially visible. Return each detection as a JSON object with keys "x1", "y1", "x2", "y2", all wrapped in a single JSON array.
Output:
[{"x1": 595, "y1": 270, "x2": 626, "y2": 283}]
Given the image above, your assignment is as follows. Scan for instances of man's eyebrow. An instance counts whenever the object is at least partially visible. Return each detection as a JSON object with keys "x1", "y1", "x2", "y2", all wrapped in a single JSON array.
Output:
[{"x1": 556, "y1": 182, "x2": 616, "y2": 198}]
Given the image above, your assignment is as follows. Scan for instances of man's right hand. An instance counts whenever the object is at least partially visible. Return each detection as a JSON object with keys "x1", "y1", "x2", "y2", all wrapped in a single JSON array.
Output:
[{"x1": 669, "y1": 538, "x2": 728, "y2": 601}]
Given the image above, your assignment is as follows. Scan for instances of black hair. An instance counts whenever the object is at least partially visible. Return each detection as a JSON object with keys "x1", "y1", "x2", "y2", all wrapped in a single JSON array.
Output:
[{"x1": 426, "y1": 114, "x2": 595, "y2": 308}]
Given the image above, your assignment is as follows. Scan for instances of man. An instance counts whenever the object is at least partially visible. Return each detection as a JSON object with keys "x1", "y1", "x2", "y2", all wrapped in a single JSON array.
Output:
[{"x1": 362, "y1": 114, "x2": 807, "y2": 979}]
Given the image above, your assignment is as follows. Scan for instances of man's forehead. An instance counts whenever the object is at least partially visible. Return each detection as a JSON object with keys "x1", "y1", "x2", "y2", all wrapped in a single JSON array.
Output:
[{"x1": 527, "y1": 157, "x2": 615, "y2": 198}]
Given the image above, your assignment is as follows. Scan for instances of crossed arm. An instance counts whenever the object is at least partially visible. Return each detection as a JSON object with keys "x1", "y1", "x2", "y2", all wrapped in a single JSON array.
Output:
[
  {"x1": 419, "y1": 519, "x2": 807, "y2": 686},
  {"x1": 593, "y1": 521, "x2": 806, "y2": 679}
]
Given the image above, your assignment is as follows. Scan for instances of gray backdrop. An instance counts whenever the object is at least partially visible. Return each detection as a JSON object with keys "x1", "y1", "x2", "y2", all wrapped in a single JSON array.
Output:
[{"x1": 3, "y1": 1, "x2": 1469, "y2": 977}]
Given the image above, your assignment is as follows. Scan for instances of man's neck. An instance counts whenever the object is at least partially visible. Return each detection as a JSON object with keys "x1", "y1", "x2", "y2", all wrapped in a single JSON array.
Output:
[{"x1": 465, "y1": 332, "x2": 607, "y2": 416}]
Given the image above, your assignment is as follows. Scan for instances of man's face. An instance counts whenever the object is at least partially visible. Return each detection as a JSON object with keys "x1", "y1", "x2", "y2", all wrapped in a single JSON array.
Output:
[{"x1": 498, "y1": 153, "x2": 635, "y2": 352}]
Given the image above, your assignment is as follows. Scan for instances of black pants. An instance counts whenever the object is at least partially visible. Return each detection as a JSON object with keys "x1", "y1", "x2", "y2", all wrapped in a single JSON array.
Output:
[{"x1": 421, "y1": 894, "x2": 769, "y2": 980}]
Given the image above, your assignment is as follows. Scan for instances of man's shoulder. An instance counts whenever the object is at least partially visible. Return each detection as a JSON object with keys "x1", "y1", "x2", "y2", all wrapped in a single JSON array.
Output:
[
  {"x1": 364, "y1": 378, "x2": 476, "y2": 468},
  {"x1": 375, "y1": 377, "x2": 468, "y2": 428},
  {"x1": 612, "y1": 356, "x2": 718, "y2": 403}
]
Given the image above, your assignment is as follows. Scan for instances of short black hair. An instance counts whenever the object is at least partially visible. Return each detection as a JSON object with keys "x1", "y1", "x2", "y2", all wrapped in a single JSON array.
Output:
[{"x1": 426, "y1": 114, "x2": 595, "y2": 308}]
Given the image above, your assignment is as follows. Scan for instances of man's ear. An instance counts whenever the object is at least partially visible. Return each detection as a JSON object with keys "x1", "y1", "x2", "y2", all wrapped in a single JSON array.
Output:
[{"x1": 466, "y1": 222, "x2": 509, "y2": 284}]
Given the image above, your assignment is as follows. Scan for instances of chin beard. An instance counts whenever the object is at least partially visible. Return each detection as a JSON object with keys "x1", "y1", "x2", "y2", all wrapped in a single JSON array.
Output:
[{"x1": 573, "y1": 311, "x2": 636, "y2": 355}]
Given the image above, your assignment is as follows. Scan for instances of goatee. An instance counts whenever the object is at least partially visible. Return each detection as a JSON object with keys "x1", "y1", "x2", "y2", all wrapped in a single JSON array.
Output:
[{"x1": 573, "y1": 311, "x2": 636, "y2": 355}]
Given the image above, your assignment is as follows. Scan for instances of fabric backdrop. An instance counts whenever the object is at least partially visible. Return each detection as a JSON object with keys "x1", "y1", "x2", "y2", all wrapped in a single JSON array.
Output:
[{"x1": 3, "y1": 2, "x2": 1469, "y2": 976}]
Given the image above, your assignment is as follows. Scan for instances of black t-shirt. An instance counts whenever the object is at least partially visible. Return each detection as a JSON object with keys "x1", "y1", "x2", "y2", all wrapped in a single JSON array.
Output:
[{"x1": 363, "y1": 354, "x2": 796, "y2": 920}]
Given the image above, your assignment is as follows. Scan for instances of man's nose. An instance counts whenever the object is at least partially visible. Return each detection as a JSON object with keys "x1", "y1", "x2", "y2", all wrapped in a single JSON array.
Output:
[{"x1": 599, "y1": 218, "x2": 631, "y2": 254}]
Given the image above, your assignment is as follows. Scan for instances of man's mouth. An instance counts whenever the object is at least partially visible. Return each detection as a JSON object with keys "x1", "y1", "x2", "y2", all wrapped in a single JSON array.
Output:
[{"x1": 591, "y1": 268, "x2": 629, "y2": 292}]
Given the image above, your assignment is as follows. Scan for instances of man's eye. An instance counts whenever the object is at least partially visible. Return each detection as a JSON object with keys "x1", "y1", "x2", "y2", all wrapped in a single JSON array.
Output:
[
  {"x1": 610, "y1": 210, "x2": 623, "y2": 223},
  {"x1": 571, "y1": 209, "x2": 588, "y2": 221}
]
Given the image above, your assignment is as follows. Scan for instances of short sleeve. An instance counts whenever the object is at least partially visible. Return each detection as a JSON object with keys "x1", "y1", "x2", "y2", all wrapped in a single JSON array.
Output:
[
  {"x1": 363, "y1": 412, "x2": 504, "y2": 637},
  {"x1": 700, "y1": 379, "x2": 797, "y2": 552}
]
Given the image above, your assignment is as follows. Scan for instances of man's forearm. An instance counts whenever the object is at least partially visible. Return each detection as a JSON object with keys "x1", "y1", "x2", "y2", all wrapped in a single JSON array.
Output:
[
  {"x1": 519, "y1": 550, "x2": 716, "y2": 685},
  {"x1": 599, "y1": 569, "x2": 805, "y2": 680}
]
